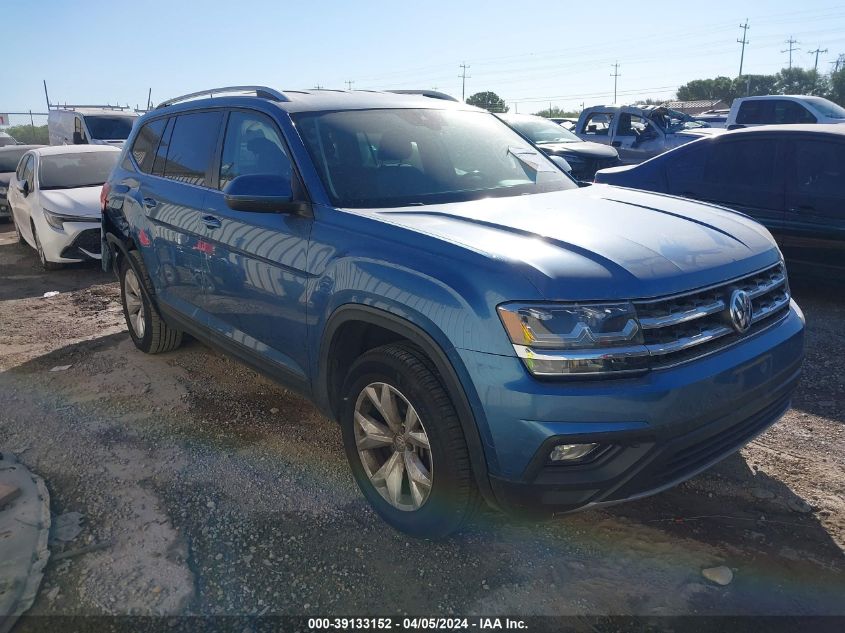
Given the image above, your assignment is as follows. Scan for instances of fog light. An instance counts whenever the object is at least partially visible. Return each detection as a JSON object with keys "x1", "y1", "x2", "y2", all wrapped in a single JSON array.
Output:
[{"x1": 550, "y1": 443, "x2": 599, "y2": 462}]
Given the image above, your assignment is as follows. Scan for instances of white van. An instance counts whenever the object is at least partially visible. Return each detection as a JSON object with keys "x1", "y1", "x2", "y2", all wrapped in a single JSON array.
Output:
[
  {"x1": 48, "y1": 108, "x2": 139, "y2": 147},
  {"x1": 726, "y1": 95, "x2": 845, "y2": 129}
]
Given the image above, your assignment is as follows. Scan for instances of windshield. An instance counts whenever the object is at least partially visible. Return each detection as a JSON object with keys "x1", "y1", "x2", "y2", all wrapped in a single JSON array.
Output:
[
  {"x1": 651, "y1": 108, "x2": 708, "y2": 132},
  {"x1": 39, "y1": 151, "x2": 119, "y2": 189},
  {"x1": 0, "y1": 149, "x2": 27, "y2": 172},
  {"x1": 83, "y1": 115, "x2": 136, "y2": 140},
  {"x1": 294, "y1": 109, "x2": 575, "y2": 208},
  {"x1": 504, "y1": 116, "x2": 581, "y2": 144},
  {"x1": 805, "y1": 97, "x2": 845, "y2": 119}
]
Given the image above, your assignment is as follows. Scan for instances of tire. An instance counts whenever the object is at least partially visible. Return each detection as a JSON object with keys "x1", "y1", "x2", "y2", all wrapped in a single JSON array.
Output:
[
  {"x1": 120, "y1": 250, "x2": 182, "y2": 354},
  {"x1": 340, "y1": 343, "x2": 479, "y2": 538},
  {"x1": 32, "y1": 224, "x2": 62, "y2": 270}
]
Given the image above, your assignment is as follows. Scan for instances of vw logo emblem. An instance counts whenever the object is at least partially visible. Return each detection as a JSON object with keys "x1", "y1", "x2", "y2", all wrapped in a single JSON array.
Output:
[{"x1": 729, "y1": 289, "x2": 753, "y2": 333}]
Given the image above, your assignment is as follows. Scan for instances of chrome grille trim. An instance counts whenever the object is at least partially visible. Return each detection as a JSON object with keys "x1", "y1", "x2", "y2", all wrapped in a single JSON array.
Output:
[{"x1": 633, "y1": 262, "x2": 790, "y2": 369}]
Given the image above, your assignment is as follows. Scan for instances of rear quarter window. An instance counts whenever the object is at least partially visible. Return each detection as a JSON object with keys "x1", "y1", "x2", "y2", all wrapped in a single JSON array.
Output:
[{"x1": 129, "y1": 118, "x2": 168, "y2": 173}]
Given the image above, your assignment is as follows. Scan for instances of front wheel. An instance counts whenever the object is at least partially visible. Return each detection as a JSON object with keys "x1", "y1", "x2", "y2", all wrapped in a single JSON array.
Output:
[{"x1": 340, "y1": 343, "x2": 479, "y2": 538}]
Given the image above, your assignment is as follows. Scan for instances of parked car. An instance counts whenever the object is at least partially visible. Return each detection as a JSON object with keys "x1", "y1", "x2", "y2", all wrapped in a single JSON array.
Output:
[
  {"x1": 549, "y1": 117, "x2": 579, "y2": 131},
  {"x1": 594, "y1": 124, "x2": 845, "y2": 280},
  {"x1": 103, "y1": 86, "x2": 804, "y2": 538},
  {"x1": 693, "y1": 108, "x2": 729, "y2": 128},
  {"x1": 7, "y1": 145, "x2": 120, "y2": 269},
  {"x1": 0, "y1": 131, "x2": 18, "y2": 147},
  {"x1": 498, "y1": 113, "x2": 619, "y2": 180},
  {"x1": 48, "y1": 108, "x2": 139, "y2": 146},
  {"x1": 726, "y1": 95, "x2": 845, "y2": 129},
  {"x1": 0, "y1": 145, "x2": 44, "y2": 220},
  {"x1": 575, "y1": 105, "x2": 719, "y2": 164}
]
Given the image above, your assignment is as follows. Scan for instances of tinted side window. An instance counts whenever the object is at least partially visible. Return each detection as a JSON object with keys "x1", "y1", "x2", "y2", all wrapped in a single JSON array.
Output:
[
  {"x1": 665, "y1": 141, "x2": 708, "y2": 193},
  {"x1": 793, "y1": 140, "x2": 845, "y2": 199},
  {"x1": 130, "y1": 118, "x2": 167, "y2": 174},
  {"x1": 773, "y1": 100, "x2": 816, "y2": 124},
  {"x1": 16, "y1": 154, "x2": 32, "y2": 180},
  {"x1": 161, "y1": 112, "x2": 223, "y2": 187},
  {"x1": 736, "y1": 101, "x2": 767, "y2": 125},
  {"x1": 219, "y1": 111, "x2": 292, "y2": 190},
  {"x1": 705, "y1": 139, "x2": 777, "y2": 190},
  {"x1": 21, "y1": 155, "x2": 34, "y2": 182},
  {"x1": 152, "y1": 117, "x2": 174, "y2": 177}
]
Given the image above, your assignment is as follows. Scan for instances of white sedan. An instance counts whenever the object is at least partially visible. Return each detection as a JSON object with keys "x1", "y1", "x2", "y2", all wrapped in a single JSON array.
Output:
[{"x1": 7, "y1": 145, "x2": 120, "y2": 270}]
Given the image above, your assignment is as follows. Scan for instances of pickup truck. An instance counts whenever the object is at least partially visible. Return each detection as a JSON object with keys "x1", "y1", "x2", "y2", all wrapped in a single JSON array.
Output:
[{"x1": 575, "y1": 105, "x2": 719, "y2": 164}]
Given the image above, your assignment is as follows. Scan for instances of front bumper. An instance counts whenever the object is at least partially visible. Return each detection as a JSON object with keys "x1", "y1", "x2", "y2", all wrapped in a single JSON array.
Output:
[{"x1": 457, "y1": 302, "x2": 805, "y2": 512}]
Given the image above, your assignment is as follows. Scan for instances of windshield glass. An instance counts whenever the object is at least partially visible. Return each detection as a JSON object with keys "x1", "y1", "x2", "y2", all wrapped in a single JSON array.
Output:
[
  {"x1": 0, "y1": 148, "x2": 27, "y2": 172},
  {"x1": 39, "y1": 151, "x2": 119, "y2": 189},
  {"x1": 503, "y1": 116, "x2": 581, "y2": 144},
  {"x1": 294, "y1": 109, "x2": 575, "y2": 208},
  {"x1": 83, "y1": 115, "x2": 136, "y2": 140},
  {"x1": 805, "y1": 97, "x2": 845, "y2": 119},
  {"x1": 651, "y1": 108, "x2": 708, "y2": 132}
]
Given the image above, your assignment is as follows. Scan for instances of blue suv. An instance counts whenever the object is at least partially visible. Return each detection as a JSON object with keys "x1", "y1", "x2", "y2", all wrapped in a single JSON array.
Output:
[{"x1": 102, "y1": 86, "x2": 805, "y2": 537}]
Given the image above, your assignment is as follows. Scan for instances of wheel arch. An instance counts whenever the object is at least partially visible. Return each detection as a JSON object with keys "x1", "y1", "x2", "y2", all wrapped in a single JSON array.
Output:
[{"x1": 318, "y1": 304, "x2": 498, "y2": 508}]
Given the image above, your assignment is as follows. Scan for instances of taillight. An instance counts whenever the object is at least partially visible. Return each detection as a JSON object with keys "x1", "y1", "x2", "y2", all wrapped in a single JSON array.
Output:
[{"x1": 100, "y1": 182, "x2": 111, "y2": 213}]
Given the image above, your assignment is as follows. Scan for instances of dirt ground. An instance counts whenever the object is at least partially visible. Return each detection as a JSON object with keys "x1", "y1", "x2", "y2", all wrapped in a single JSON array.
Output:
[{"x1": 0, "y1": 220, "x2": 843, "y2": 623}]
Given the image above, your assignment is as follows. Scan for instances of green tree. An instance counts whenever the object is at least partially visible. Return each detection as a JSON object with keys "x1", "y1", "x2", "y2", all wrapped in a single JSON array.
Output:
[
  {"x1": 676, "y1": 76, "x2": 736, "y2": 102},
  {"x1": 774, "y1": 67, "x2": 819, "y2": 95},
  {"x1": 3, "y1": 124, "x2": 48, "y2": 144},
  {"x1": 828, "y1": 67, "x2": 845, "y2": 106},
  {"x1": 533, "y1": 106, "x2": 579, "y2": 118},
  {"x1": 466, "y1": 91, "x2": 509, "y2": 113}
]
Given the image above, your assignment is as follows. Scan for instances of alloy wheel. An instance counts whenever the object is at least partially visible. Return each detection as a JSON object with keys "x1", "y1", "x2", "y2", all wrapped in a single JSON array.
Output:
[
  {"x1": 353, "y1": 382, "x2": 433, "y2": 511},
  {"x1": 123, "y1": 268, "x2": 146, "y2": 339}
]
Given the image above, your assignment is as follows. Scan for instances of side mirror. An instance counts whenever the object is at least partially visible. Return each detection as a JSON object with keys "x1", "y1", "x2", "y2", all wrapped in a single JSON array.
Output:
[
  {"x1": 549, "y1": 155, "x2": 572, "y2": 173},
  {"x1": 72, "y1": 131, "x2": 87, "y2": 144},
  {"x1": 223, "y1": 174, "x2": 295, "y2": 213},
  {"x1": 18, "y1": 179, "x2": 29, "y2": 196}
]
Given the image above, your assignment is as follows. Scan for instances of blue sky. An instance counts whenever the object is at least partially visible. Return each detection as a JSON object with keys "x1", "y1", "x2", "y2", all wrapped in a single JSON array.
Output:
[{"x1": 3, "y1": 0, "x2": 845, "y2": 124}]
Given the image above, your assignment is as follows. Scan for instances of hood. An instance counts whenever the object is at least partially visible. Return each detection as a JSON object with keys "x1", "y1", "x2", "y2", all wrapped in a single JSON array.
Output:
[
  {"x1": 39, "y1": 187, "x2": 102, "y2": 218},
  {"x1": 538, "y1": 141, "x2": 619, "y2": 160},
  {"x1": 357, "y1": 185, "x2": 780, "y2": 301}
]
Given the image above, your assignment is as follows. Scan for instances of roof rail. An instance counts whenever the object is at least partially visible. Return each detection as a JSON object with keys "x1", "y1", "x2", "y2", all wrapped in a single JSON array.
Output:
[
  {"x1": 156, "y1": 86, "x2": 290, "y2": 109},
  {"x1": 388, "y1": 90, "x2": 459, "y2": 102}
]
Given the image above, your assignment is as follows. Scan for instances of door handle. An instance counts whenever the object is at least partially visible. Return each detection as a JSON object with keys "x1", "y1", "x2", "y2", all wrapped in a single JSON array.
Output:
[
  {"x1": 143, "y1": 197, "x2": 158, "y2": 209},
  {"x1": 611, "y1": 141, "x2": 622, "y2": 147},
  {"x1": 202, "y1": 215, "x2": 222, "y2": 229}
]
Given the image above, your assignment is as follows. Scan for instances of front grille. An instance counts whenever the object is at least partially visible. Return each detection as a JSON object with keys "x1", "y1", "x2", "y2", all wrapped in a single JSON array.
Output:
[
  {"x1": 60, "y1": 228, "x2": 101, "y2": 259},
  {"x1": 633, "y1": 262, "x2": 790, "y2": 369}
]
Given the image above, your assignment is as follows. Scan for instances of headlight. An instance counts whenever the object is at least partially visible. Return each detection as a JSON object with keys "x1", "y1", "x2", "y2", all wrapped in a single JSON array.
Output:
[
  {"x1": 497, "y1": 302, "x2": 648, "y2": 376},
  {"x1": 43, "y1": 208, "x2": 97, "y2": 230}
]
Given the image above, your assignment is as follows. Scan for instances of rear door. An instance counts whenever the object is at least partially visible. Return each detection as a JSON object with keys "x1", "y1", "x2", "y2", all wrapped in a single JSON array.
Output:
[
  {"x1": 578, "y1": 111, "x2": 615, "y2": 146},
  {"x1": 136, "y1": 110, "x2": 224, "y2": 318},
  {"x1": 780, "y1": 135, "x2": 845, "y2": 277},
  {"x1": 697, "y1": 136, "x2": 786, "y2": 228},
  {"x1": 200, "y1": 108, "x2": 313, "y2": 387}
]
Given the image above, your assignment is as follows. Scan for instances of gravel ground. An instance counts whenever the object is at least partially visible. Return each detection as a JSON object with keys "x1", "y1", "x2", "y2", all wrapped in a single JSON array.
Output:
[{"x1": 0, "y1": 221, "x2": 843, "y2": 623}]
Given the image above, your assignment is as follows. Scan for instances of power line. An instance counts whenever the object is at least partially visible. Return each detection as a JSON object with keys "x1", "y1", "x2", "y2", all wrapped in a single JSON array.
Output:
[
  {"x1": 458, "y1": 62, "x2": 471, "y2": 102},
  {"x1": 737, "y1": 20, "x2": 750, "y2": 76},
  {"x1": 782, "y1": 36, "x2": 800, "y2": 69},
  {"x1": 610, "y1": 61, "x2": 621, "y2": 103}
]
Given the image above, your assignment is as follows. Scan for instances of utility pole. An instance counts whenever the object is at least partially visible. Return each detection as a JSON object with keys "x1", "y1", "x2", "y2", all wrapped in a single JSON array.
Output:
[
  {"x1": 782, "y1": 36, "x2": 799, "y2": 69},
  {"x1": 831, "y1": 54, "x2": 845, "y2": 73},
  {"x1": 312, "y1": 84, "x2": 324, "y2": 90},
  {"x1": 345, "y1": 80, "x2": 355, "y2": 91},
  {"x1": 737, "y1": 20, "x2": 750, "y2": 76},
  {"x1": 610, "y1": 62, "x2": 621, "y2": 103},
  {"x1": 809, "y1": 47, "x2": 828, "y2": 94},
  {"x1": 458, "y1": 62, "x2": 471, "y2": 102}
]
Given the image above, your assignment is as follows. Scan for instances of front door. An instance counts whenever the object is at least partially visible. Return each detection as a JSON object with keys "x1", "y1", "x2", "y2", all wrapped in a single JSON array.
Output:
[
  {"x1": 780, "y1": 136, "x2": 845, "y2": 277},
  {"x1": 200, "y1": 109, "x2": 313, "y2": 386}
]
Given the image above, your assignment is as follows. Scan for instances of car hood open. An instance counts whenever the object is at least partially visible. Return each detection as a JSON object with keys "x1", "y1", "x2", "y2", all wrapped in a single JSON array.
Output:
[
  {"x1": 39, "y1": 187, "x2": 102, "y2": 218},
  {"x1": 362, "y1": 185, "x2": 780, "y2": 301}
]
